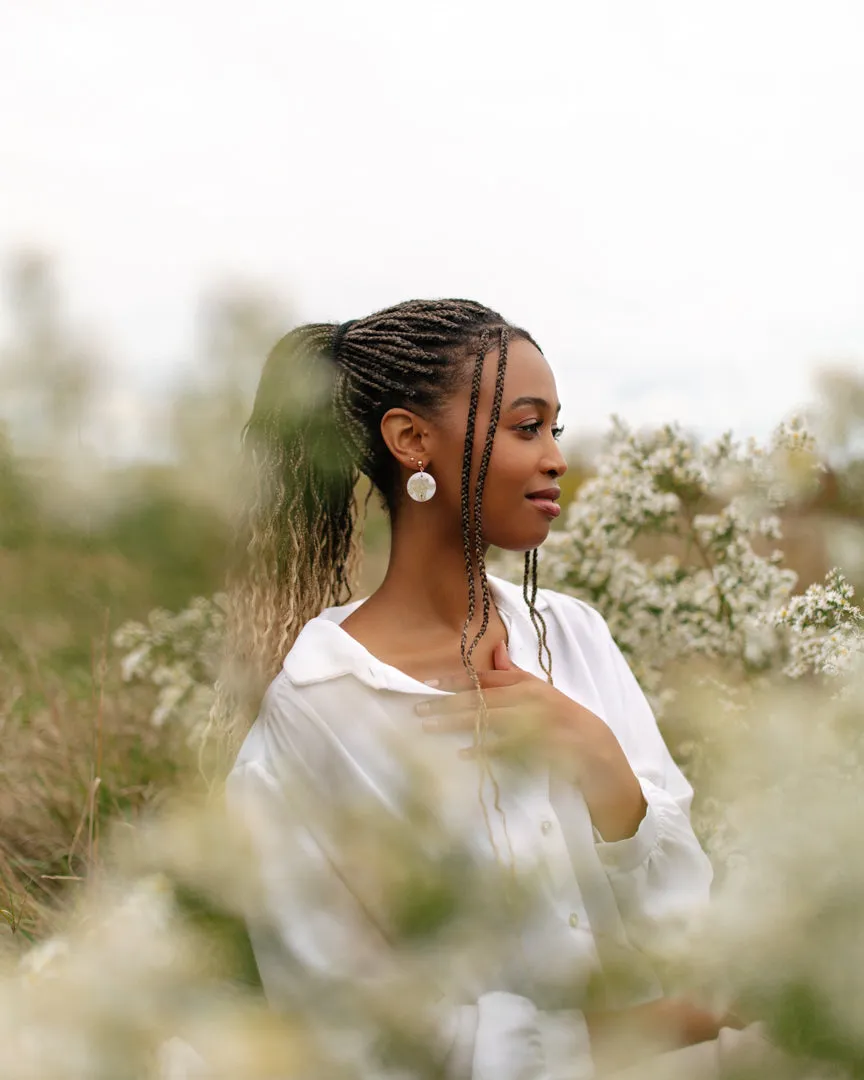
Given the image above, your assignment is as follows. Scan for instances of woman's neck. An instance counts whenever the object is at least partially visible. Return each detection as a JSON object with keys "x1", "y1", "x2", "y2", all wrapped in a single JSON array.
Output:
[
  {"x1": 373, "y1": 508, "x2": 492, "y2": 636},
  {"x1": 338, "y1": 506, "x2": 508, "y2": 680}
]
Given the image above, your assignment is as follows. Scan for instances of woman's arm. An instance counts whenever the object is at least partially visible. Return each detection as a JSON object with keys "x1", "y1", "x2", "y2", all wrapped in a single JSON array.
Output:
[
  {"x1": 575, "y1": 602, "x2": 714, "y2": 951},
  {"x1": 415, "y1": 598, "x2": 713, "y2": 952}
]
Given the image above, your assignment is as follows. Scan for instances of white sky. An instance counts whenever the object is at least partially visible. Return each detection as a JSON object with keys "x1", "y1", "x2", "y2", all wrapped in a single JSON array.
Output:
[{"x1": 2, "y1": 0, "x2": 863, "y2": 452}]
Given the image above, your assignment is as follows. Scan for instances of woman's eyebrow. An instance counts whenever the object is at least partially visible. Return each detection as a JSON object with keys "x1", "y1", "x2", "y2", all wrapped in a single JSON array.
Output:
[{"x1": 508, "y1": 396, "x2": 562, "y2": 415}]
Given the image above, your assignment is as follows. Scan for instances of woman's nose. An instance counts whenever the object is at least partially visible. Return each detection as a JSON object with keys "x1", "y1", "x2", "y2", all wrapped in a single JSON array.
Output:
[{"x1": 545, "y1": 442, "x2": 568, "y2": 478}]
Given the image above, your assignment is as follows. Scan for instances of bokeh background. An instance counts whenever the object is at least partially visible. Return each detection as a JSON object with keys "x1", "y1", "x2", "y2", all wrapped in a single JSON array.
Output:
[{"x1": 1, "y1": 5, "x2": 863, "y2": 1075}]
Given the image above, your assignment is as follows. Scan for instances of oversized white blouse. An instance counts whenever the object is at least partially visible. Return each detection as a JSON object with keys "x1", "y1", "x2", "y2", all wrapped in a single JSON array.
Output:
[{"x1": 226, "y1": 573, "x2": 713, "y2": 1080}]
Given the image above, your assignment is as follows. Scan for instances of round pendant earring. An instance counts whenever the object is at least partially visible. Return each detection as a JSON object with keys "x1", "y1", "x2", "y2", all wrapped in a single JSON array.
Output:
[{"x1": 406, "y1": 460, "x2": 436, "y2": 502}]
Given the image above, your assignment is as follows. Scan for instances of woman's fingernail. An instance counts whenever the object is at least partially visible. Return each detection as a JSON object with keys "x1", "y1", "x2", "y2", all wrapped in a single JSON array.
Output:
[
  {"x1": 423, "y1": 679, "x2": 439, "y2": 688},
  {"x1": 415, "y1": 702, "x2": 430, "y2": 716},
  {"x1": 422, "y1": 718, "x2": 438, "y2": 732}
]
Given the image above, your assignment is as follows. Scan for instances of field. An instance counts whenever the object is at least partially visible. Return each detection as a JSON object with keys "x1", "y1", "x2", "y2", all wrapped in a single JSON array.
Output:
[
  {"x1": 1, "y1": 434, "x2": 857, "y2": 945},
  {"x1": 1, "y1": 351, "x2": 863, "y2": 1075}
]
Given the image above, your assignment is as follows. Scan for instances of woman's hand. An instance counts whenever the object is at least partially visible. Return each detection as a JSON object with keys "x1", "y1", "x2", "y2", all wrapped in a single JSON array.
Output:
[
  {"x1": 414, "y1": 642, "x2": 647, "y2": 842},
  {"x1": 585, "y1": 998, "x2": 743, "y2": 1070}
]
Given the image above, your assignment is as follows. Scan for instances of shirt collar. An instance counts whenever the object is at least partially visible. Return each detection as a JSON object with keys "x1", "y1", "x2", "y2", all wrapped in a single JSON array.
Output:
[{"x1": 282, "y1": 572, "x2": 548, "y2": 691}]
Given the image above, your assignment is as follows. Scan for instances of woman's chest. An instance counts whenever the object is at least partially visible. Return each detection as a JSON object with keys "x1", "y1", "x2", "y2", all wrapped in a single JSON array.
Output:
[{"x1": 305, "y1": 680, "x2": 586, "y2": 890}]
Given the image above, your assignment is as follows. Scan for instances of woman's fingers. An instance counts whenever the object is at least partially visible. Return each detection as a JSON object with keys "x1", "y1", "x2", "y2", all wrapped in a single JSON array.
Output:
[
  {"x1": 415, "y1": 685, "x2": 524, "y2": 719},
  {"x1": 458, "y1": 729, "x2": 540, "y2": 762},
  {"x1": 421, "y1": 672, "x2": 474, "y2": 692},
  {"x1": 420, "y1": 710, "x2": 482, "y2": 734},
  {"x1": 422, "y1": 669, "x2": 529, "y2": 693},
  {"x1": 420, "y1": 700, "x2": 547, "y2": 740}
]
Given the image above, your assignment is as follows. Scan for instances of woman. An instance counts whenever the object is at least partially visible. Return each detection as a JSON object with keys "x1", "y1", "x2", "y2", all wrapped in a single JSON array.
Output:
[{"x1": 223, "y1": 299, "x2": 745, "y2": 1078}]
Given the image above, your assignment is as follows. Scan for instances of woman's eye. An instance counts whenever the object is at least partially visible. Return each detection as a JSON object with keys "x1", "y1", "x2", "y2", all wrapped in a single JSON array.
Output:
[{"x1": 517, "y1": 421, "x2": 565, "y2": 440}]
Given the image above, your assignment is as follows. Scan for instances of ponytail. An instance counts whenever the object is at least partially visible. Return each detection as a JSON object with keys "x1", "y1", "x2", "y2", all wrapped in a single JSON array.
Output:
[{"x1": 211, "y1": 323, "x2": 363, "y2": 758}]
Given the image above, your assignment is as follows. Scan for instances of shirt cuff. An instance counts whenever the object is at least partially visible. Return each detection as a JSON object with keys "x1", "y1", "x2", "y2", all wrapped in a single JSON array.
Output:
[
  {"x1": 592, "y1": 784, "x2": 660, "y2": 873},
  {"x1": 462, "y1": 994, "x2": 595, "y2": 1080},
  {"x1": 537, "y1": 1008, "x2": 595, "y2": 1080}
]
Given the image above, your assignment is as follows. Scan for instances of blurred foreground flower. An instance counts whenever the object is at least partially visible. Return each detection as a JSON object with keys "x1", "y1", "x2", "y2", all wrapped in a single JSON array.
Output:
[{"x1": 675, "y1": 667, "x2": 864, "y2": 1075}]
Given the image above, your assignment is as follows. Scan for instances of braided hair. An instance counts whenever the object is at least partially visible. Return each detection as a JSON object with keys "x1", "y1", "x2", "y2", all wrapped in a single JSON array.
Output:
[{"x1": 213, "y1": 299, "x2": 554, "y2": 762}]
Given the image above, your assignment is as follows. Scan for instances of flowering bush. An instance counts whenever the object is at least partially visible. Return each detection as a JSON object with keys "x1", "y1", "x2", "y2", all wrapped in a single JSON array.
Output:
[{"x1": 495, "y1": 416, "x2": 862, "y2": 714}]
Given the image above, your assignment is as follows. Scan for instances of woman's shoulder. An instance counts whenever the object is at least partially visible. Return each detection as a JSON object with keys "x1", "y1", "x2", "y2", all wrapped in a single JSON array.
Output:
[
  {"x1": 547, "y1": 588, "x2": 613, "y2": 639},
  {"x1": 489, "y1": 573, "x2": 612, "y2": 641},
  {"x1": 229, "y1": 669, "x2": 332, "y2": 784}
]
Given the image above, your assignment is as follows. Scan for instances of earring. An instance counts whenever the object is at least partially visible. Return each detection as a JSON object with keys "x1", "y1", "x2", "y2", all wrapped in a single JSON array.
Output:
[{"x1": 406, "y1": 459, "x2": 436, "y2": 502}]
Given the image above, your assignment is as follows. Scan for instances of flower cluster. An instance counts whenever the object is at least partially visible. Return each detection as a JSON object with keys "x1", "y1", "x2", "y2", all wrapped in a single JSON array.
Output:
[
  {"x1": 772, "y1": 568, "x2": 864, "y2": 680},
  {"x1": 494, "y1": 417, "x2": 848, "y2": 716},
  {"x1": 112, "y1": 595, "x2": 227, "y2": 745}
]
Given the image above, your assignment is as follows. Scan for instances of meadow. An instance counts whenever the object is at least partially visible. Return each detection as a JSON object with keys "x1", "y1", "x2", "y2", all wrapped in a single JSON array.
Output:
[{"x1": 1, "y1": 266, "x2": 863, "y2": 1076}]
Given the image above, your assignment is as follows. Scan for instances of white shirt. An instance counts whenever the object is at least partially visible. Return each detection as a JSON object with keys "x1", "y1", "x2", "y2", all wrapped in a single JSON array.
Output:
[{"x1": 226, "y1": 574, "x2": 713, "y2": 1080}]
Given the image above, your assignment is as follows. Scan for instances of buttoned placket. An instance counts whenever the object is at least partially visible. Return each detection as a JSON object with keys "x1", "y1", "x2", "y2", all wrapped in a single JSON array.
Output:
[
  {"x1": 293, "y1": 582, "x2": 594, "y2": 945},
  {"x1": 500, "y1": 605, "x2": 591, "y2": 941}
]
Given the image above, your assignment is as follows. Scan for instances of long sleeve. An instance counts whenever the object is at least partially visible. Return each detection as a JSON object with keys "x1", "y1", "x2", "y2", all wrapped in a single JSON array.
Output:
[
  {"x1": 555, "y1": 597, "x2": 714, "y2": 953},
  {"x1": 225, "y1": 684, "x2": 596, "y2": 1080}
]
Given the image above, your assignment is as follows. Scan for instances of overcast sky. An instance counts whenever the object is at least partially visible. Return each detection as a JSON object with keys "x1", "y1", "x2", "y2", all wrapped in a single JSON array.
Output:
[{"x1": 2, "y1": 0, "x2": 863, "y2": 452}]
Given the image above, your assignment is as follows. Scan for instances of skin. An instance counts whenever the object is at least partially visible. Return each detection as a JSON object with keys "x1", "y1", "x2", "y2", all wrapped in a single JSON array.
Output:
[{"x1": 339, "y1": 337, "x2": 733, "y2": 1050}]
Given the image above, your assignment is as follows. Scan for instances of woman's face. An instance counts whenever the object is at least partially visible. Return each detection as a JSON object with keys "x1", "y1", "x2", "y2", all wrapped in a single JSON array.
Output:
[{"x1": 432, "y1": 336, "x2": 569, "y2": 552}]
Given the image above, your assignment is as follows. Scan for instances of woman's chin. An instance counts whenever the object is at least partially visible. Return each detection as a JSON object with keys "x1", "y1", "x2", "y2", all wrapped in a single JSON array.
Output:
[{"x1": 487, "y1": 523, "x2": 553, "y2": 553}]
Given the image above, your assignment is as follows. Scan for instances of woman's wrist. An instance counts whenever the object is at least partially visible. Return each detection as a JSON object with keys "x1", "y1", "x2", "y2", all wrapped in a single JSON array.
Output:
[
  {"x1": 578, "y1": 744, "x2": 647, "y2": 842},
  {"x1": 590, "y1": 785, "x2": 647, "y2": 842}
]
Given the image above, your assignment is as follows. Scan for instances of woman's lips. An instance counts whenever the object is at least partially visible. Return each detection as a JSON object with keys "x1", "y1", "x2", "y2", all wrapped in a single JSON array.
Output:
[{"x1": 526, "y1": 497, "x2": 561, "y2": 518}]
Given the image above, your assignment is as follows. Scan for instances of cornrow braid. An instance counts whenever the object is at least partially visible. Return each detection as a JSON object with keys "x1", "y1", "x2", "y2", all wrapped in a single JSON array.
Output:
[
  {"x1": 458, "y1": 326, "x2": 517, "y2": 872},
  {"x1": 458, "y1": 327, "x2": 489, "y2": 675},
  {"x1": 466, "y1": 326, "x2": 510, "y2": 671}
]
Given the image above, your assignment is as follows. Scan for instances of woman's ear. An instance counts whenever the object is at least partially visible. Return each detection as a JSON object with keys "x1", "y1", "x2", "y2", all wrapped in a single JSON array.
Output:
[{"x1": 380, "y1": 408, "x2": 433, "y2": 470}]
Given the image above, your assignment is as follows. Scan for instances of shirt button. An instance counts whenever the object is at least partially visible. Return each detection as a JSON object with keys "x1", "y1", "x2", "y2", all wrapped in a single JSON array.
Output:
[
  {"x1": 540, "y1": 820, "x2": 553, "y2": 835},
  {"x1": 568, "y1": 912, "x2": 580, "y2": 929}
]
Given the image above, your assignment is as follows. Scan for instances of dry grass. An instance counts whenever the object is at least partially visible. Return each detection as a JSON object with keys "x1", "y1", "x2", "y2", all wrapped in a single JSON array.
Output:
[
  {"x1": 0, "y1": 546, "x2": 199, "y2": 947},
  {"x1": 0, "y1": 667, "x2": 190, "y2": 943}
]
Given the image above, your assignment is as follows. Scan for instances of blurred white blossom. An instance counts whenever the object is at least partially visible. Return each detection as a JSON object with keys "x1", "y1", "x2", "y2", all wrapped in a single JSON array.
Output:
[{"x1": 112, "y1": 595, "x2": 227, "y2": 745}]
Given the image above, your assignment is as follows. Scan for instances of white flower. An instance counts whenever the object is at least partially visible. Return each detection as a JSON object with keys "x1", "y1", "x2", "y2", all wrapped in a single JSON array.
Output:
[{"x1": 113, "y1": 596, "x2": 225, "y2": 743}]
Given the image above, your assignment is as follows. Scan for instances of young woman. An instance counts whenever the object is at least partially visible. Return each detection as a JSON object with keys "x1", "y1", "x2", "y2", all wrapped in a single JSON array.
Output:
[{"x1": 223, "y1": 299, "x2": 746, "y2": 1078}]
